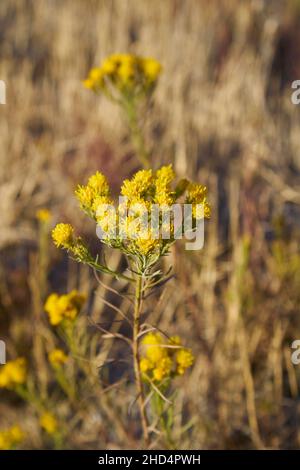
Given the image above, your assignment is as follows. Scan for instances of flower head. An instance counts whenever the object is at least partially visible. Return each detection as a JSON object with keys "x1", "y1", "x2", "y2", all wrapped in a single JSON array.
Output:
[
  {"x1": 83, "y1": 67, "x2": 105, "y2": 91},
  {"x1": 140, "y1": 332, "x2": 194, "y2": 383},
  {"x1": 44, "y1": 290, "x2": 86, "y2": 326},
  {"x1": 0, "y1": 358, "x2": 27, "y2": 389},
  {"x1": 121, "y1": 169, "x2": 153, "y2": 201},
  {"x1": 53, "y1": 165, "x2": 210, "y2": 266},
  {"x1": 36, "y1": 208, "x2": 51, "y2": 223},
  {"x1": 52, "y1": 223, "x2": 74, "y2": 249},
  {"x1": 142, "y1": 332, "x2": 166, "y2": 362},
  {"x1": 75, "y1": 171, "x2": 110, "y2": 218},
  {"x1": 83, "y1": 53, "x2": 162, "y2": 97},
  {"x1": 176, "y1": 349, "x2": 194, "y2": 375},
  {"x1": 52, "y1": 223, "x2": 91, "y2": 262},
  {"x1": 40, "y1": 412, "x2": 58, "y2": 435},
  {"x1": 154, "y1": 164, "x2": 176, "y2": 205},
  {"x1": 141, "y1": 57, "x2": 162, "y2": 83},
  {"x1": 186, "y1": 182, "x2": 211, "y2": 219},
  {"x1": 0, "y1": 426, "x2": 24, "y2": 450},
  {"x1": 48, "y1": 349, "x2": 68, "y2": 367}
]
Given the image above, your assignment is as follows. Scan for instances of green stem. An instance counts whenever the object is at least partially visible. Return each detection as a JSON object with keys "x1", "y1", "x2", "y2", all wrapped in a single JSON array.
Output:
[
  {"x1": 124, "y1": 98, "x2": 150, "y2": 169},
  {"x1": 152, "y1": 391, "x2": 175, "y2": 449},
  {"x1": 133, "y1": 273, "x2": 150, "y2": 446}
]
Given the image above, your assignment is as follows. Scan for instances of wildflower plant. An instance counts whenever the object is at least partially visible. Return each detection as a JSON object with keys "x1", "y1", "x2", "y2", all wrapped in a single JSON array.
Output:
[
  {"x1": 0, "y1": 356, "x2": 65, "y2": 448},
  {"x1": 52, "y1": 162, "x2": 210, "y2": 446},
  {"x1": 83, "y1": 54, "x2": 162, "y2": 168},
  {"x1": 0, "y1": 54, "x2": 210, "y2": 449}
]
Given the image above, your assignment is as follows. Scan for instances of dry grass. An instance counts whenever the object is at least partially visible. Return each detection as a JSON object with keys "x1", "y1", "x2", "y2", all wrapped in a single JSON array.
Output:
[{"x1": 1, "y1": 0, "x2": 300, "y2": 449}]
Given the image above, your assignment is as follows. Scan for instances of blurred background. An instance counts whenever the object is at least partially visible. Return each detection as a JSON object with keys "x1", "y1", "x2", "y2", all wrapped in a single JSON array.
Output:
[{"x1": 1, "y1": 0, "x2": 300, "y2": 449}]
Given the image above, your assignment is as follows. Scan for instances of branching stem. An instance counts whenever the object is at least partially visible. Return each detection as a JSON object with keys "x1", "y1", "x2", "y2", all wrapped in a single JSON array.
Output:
[{"x1": 132, "y1": 273, "x2": 150, "y2": 446}]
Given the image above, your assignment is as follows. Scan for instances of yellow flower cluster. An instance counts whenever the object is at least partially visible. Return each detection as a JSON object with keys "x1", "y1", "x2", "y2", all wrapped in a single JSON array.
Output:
[
  {"x1": 0, "y1": 425, "x2": 24, "y2": 450},
  {"x1": 40, "y1": 412, "x2": 58, "y2": 435},
  {"x1": 48, "y1": 349, "x2": 68, "y2": 367},
  {"x1": 44, "y1": 290, "x2": 86, "y2": 326},
  {"x1": 186, "y1": 182, "x2": 211, "y2": 219},
  {"x1": 71, "y1": 165, "x2": 210, "y2": 259},
  {"x1": 52, "y1": 223, "x2": 74, "y2": 248},
  {"x1": 140, "y1": 333, "x2": 194, "y2": 382},
  {"x1": 0, "y1": 358, "x2": 27, "y2": 389},
  {"x1": 53, "y1": 165, "x2": 210, "y2": 261},
  {"x1": 83, "y1": 53, "x2": 162, "y2": 95},
  {"x1": 52, "y1": 223, "x2": 91, "y2": 262},
  {"x1": 36, "y1": 208, "x2": 51, "y2": 223},
  {"x1": 75, "y1": 171, "x2": 111, "y2": 219}
]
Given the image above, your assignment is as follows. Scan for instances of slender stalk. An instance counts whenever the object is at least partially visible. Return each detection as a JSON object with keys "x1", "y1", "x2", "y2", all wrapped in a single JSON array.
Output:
[
  {"x1": 125, "y1": 99, "x2": 150, "y2": 169},
  {"x1": 133, "y1": 273, "x2": 150, "y2": 445}
]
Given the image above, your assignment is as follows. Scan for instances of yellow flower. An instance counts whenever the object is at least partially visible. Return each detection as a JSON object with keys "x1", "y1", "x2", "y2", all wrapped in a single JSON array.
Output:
[
  {"x1": 133, "y1": 236, "x2": 160, "y2": 256},
  {"x1": 154, "y1": 164, "x2": 176, "y2": 205},
  {"x1": 0, "y1": 425, "x2": 24, "y2": 450},
  {"x1": 186, "y1": 182, "x2": 211, "y2": 219},
  {"x1": 75, "y1": 172, "x2": 110, "y2": 217},
  {"x1": 121, "y1": 169, "x2": 153, "y2": 201},
  {"x1": 40, "y1": 412, "x2": 58, "y2": 435},
  {"x1": 176, "y1": 349, "x2": 194, "y2": 375},
  {"x1": 44, "y1": 294, "x2": 63, "y2": 325},
  {"x1": 44, "y1": 290, "x2": 86, "y2": 326},
  {"x1": 52, "y1": 223, "x2": 74, "y2": 249},
  {"x1": 101, "y1": 57, "x2": 116, "y2": 75},
  {"x1": 75, "y1": 186, "x2": 95, "y2": 211},
  {"x1": 140, "y1": 332, "x2": 194, "y2": 382},
  {"x1": 88, "y1": 172, "x2": 110, "y2": 195},
  {"x1": 140, "y1": 357, "x2": 153, "y2": 373},
  {"x1": 141, "y1": 57, "x2": 162, "y2": 82},
  {"x1": 118, "y1": 62, "x2": 134, "y2": 83},
  {"x1": 55, "y1": 165, "x2": 210, "y2": 261},
  {"x1": 0, "y1": 358, "x2": 27, "y2": 389},
  {"x1": 169, "y1": 335, "x2": 181, "y2": 346},
  {"x1": 83, "y1": 67, "x2": 105, "y2": 91},
  {"x1": 36, "y1": 208, "x2": 51, "y2": 222},
  {"x1": 92, "y1": 195, "x2": 113, "y2": 214},
  {"x1": 142, "y1": 332, "x2": 167, "y2": 362},
  {"x1": 153, "y1": 356, "x2": 172, "y2": 381},
  {"x1": 82, "y1": 78, "x2": 93, "y2": 89},
  {"x1": 84, "y1": 53, "x2": 162, "y2": 97},
  {"x1": 48, "y1": 349, "x2": 68, "y2": 367}
]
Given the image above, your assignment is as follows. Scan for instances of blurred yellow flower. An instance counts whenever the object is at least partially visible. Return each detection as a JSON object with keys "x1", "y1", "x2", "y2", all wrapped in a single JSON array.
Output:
[
  {"x1": 176, "y1": 349, "x2": 194, "y2": 375},
  {"x1": 141, "y1": 57, "x2": 162, "y2": 82},
  {"x1": 153, "y1": 356, "x2": 172, "y2": 381},
  {"x1": 140, "y1": 357, "x2": 153, "y2": 373},
  {"x1": 83, "y1": 67, "x2": 104, "y2": 91},
  {"x1": 83, "y1": 53, "x2": 162, "y2": 96},
  {"x1": 40, "y1": 412, "x2": 58, "y2": 435},
  {"x1": 36, "y1": 208, "x2": 51, "y2": 223},
  {"x1": 140, "y1": 332, "x2": 194, "y2": 382},
  {"x1": 48, "y1": 349, "x2": 68, "y2": 367},
  {"x1": 0, "y1": 425, "x2": 24, "y2": 450},
  {"x1": 44, "y1": 290, "x2": 86, "y2": 326},
  {"x1": 0, "y1": 358, "x2": 27, "y2": 389},
  {"x1": 142, "y1": 332, "x2": 166, "y2": 362}
]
